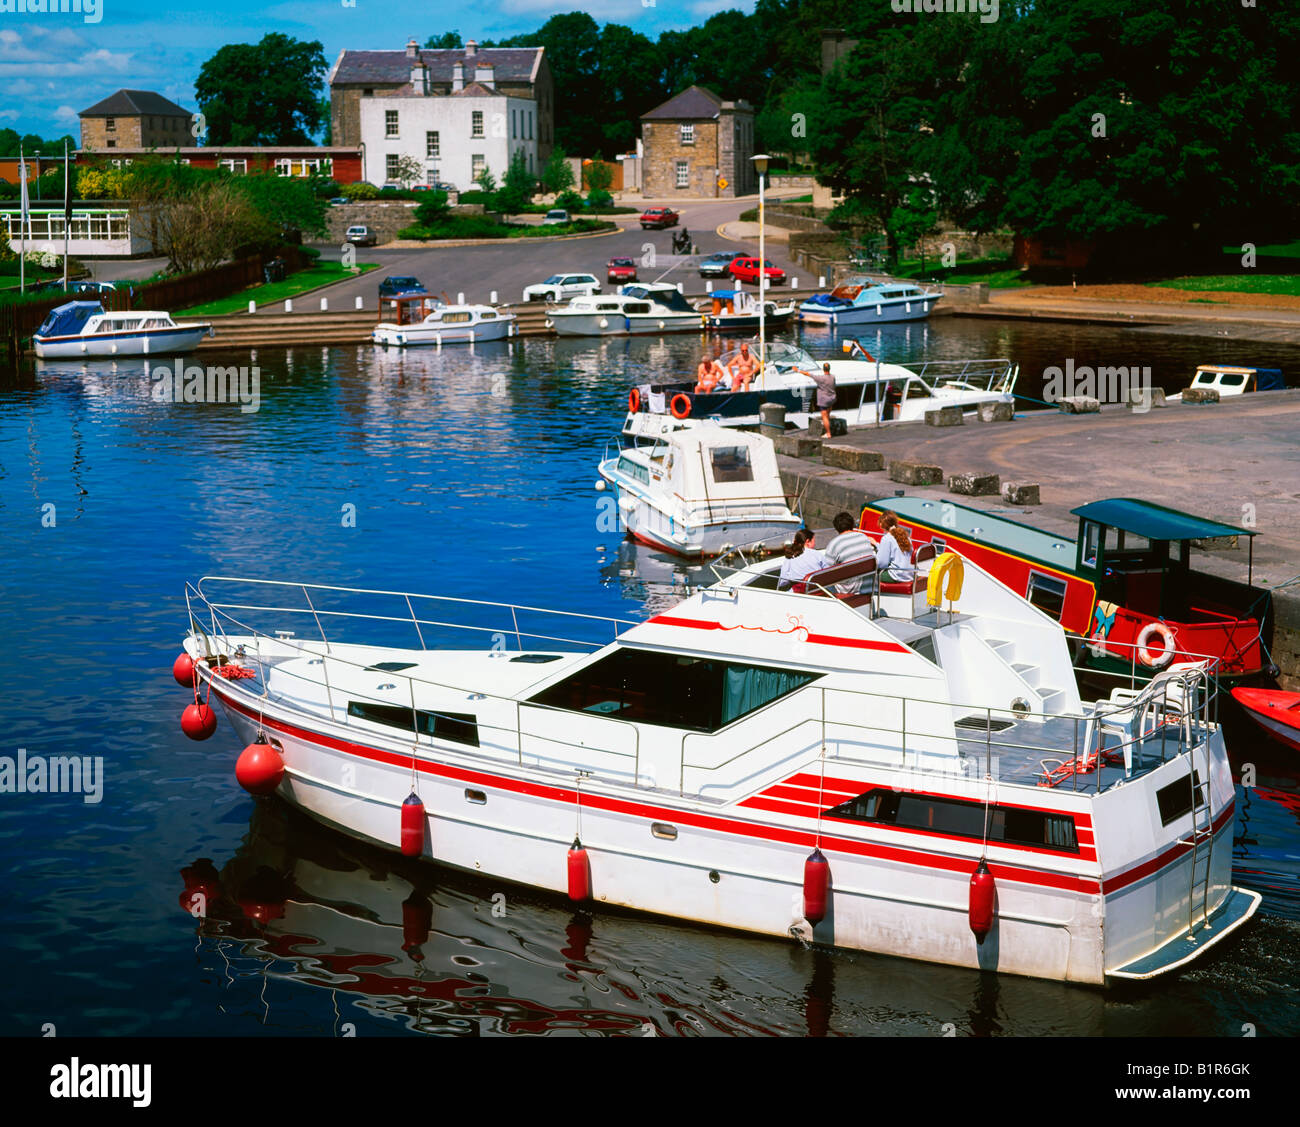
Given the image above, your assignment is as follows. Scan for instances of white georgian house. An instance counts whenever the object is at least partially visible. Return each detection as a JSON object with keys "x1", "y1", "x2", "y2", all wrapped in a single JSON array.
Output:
[{"x1": 358, "y1": 54, "x2": 540, "y2": 191}]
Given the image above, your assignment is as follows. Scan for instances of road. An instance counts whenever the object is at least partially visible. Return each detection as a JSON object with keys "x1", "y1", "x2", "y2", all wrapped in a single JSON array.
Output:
[{"x1": 306, "y1": 192, "x2": 809, "y2": 310}]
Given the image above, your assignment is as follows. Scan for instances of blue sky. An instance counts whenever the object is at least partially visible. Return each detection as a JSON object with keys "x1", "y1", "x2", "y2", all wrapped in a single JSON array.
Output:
[{"x1": 1, "y1": 0, "x2": 749, "y2": 141}]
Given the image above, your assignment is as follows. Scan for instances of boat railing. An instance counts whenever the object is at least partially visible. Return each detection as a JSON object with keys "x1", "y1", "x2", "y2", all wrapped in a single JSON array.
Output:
[
  {"x1": 679, "y1": 666, "x2": 1220, "y2": 798},
  {"x1": 907, "y1": 358, "x2": 1018, "y2": 395}
]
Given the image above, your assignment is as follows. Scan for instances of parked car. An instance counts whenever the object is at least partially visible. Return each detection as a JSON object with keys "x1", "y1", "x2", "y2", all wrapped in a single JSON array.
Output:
[
  {"x1": 377, "y1": 276, "x2": 427, "y2": 299},
  {"x1": 640, "y1": 207, "x2": 680, "y2": 230},
  {"x1": 729, "y1": 256, "x2": 787, "y2": 285},
  {"x1": 71, "y1": 279, "x2": 136, "y2": 299},
  {"x1": 522, "y1": 273, "x2": 601, "y2": 302},
  {"x1": 328, "y1": 196, "x2": 349, "y2": 205},
  {"x1": 698, "y1": 251, "x2": 745, "y2": 278},
  {"x1": 345, "y1": 225, "x2": 377, "y2": 247},
  {"x1": 607, "y1": 257, "x2": 638, "y2": 284},
  {"x1": 542, "y1": 209, "x2": 571, "y2": 226},
  {"x1": 379, "y1": 183, "x2": 404, "y2": 193}
]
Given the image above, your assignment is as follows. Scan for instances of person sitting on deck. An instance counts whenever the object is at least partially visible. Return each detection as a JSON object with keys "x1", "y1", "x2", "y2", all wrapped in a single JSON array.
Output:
[
  {"x1": 727, "y1": 342, "x2": 759, "y2": 392},
  {"x1": 822, "y1": 511, "x2": 877, "y2": 595},
  {"x1": 695, "y1": 355, "x2": 726, "y2": 393},
  {"x1": 876, "y1": 513, "x2": 916, "y2": 582},
  {"x1": 778, "y1": 530, "x2": 826, "y2": 591}
]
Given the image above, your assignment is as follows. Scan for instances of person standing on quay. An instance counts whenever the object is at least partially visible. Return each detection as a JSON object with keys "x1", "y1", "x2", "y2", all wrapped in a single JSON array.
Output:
[{"x1": 810, "y1": 362, "x2": 836, "y2": 437}]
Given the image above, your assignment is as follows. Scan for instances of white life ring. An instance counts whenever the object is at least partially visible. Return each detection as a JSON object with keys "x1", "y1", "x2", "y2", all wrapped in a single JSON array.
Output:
[{"x1": 1136, "y1": 622, "x2": 1176, "y2": 669}]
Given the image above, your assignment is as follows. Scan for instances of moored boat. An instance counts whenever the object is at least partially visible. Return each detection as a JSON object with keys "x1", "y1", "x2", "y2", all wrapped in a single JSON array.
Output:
[
  {"x1": 173, "y1": 560, "x2": 1260, "y2": 986},
  {"x1": 1231, "y1": 687, "x2": 1300, "y2": 751},
  {"x1": 33, "y1": 300, "x2": 213, "y2": 358},
  {"x1": 798, "y1": 275, "x2": 940, "y2": 325},
  {"x1": 547, "y1": 283, "x2": 701, "y2": 337},
  {"x1": 1168, "y1": 364, "x2": 1285, "y2": 401},
  {"x1": 697, "y1": 288, "x2": 797, "y2": 332},
  {"x1": 373, "y1": 294, "x2": 516, "y2": 346}
]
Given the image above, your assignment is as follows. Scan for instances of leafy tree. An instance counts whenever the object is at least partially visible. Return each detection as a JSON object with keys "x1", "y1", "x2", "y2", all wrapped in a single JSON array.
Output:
[
  {"x1": 424, "y1": 32, "x2": 463, "y2": 49},
  {"x1": 583, "y1": 160, "x2": 613, "y2": 194},
  {"x1": 554, "y1": 188, "x2": 584, "y2": 212},
  {"x1": 495, "y1": 13, "x2": 603, "y2": 156},
  {"x1": 541, "y1": 147, "x2": 575, "y2": 194},
  {"x1": 195, "y1": 33, "x2": 328, "y2": 145},
  {"x1": 390, "y1": 154, "x2": 424, "y2": 189},
  {"x1": 494, "y1": 149, "x2": 534, "y2": 214},
  {"x1": 475, "y1": 166, "x2": 498, "y2": 193},
  {"x1": 229, "y1": 173, "x2": 327, "y2": 241}
]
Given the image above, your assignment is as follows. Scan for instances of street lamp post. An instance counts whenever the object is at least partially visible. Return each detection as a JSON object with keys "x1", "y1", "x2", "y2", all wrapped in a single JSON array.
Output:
[{"x1": 751, "y1": 153, "x2": 770, "y2": 380}]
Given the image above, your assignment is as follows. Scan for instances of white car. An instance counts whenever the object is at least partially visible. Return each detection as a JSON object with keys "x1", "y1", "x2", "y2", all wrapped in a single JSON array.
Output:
[
  {"x1": 542, "y1": 209, "x2": 571, "y2": 225},
  {"x1": 522, "y1": 273, "x2": 600, "y2": 302}
]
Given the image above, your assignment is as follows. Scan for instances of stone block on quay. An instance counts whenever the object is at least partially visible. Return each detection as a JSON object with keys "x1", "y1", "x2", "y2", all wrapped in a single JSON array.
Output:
[
  {"x1": 1058, "y1": 396, "x2": 1100, "y2": 414},
  {"x1": 1181, "y1": 387, "x2": 1220, "y2": 404},
  {"x1": 977, "y1": 401, "x2": 1014, "y2": 422},
  {"x1": 948, "y1": 472, "x2": 1000, "y2": 496},
  {"x1": 1125, "y1": 386, "x2": 1167, "y2": 409},
  {"x1": 822, "y1": 445, "x2": 885, "y2": 472},
  {"x1": 889, "y1": 460, "x2": 944, "y2": 486},
  {"x1": 924, "y1": 405, "x2": 964, "y2": 427},
  {"x1": 775, "y1": 434, "x2": 823, "y2": 458},
  {"x1": 1002, "y1": 482, "x2": 1040, "y2": 505}
]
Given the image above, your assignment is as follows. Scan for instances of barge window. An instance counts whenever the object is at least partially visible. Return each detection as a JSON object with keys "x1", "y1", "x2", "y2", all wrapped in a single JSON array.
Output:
[
  {"x1": 827, "y1": 788, "x2": 1079, "y2": 853},
  {"x1": 1156, "y1": 771, "x2": 1205, "y2": 826},
  {"x1": 347, "y1": 701, "x2": 479, "y2": 747},
  {"x1": 710, "y1": 446, "x2": 754, "y2": 483},
  {"x1": 528, "y1": 647, "x2": 819, "y2": 732},
  {"x1": 1026, "y1": 571, "x2": 1068, "y2": 620}
]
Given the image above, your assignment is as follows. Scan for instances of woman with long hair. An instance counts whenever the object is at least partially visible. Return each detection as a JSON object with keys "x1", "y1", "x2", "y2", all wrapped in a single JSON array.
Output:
[
  {"x1": 778, "y1": 529, "x2": 825, "y2": 591},
  {"x1": 877, "y1": 513, "x2": 916, "y2": 582}
]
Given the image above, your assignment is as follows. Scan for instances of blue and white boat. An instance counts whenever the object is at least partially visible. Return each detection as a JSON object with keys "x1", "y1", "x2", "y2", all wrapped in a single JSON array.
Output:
[
  {"x1": 32, "y1": 301, "x2": 213, "y2": 359},
  {"x1": 798, "y1": 276, "x2": 940, "y2": 325}
]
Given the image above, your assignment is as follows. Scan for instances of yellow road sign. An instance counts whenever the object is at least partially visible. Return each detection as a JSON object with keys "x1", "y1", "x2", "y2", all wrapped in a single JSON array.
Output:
[{"x1": 717, "y1": 177, "x2": 728, "y2": 190}]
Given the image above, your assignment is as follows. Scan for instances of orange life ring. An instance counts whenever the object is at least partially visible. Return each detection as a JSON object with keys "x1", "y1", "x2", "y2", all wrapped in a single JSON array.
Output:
[
  {"x1": 670, "y1": 393, "x2": 692, "y2": 419},
  {"x1": 1136, "y1": 622, "x2": 1176, "y2": 669},
  {"x1": 628, "y1": 387, "x2": 641, "y2": 413}
]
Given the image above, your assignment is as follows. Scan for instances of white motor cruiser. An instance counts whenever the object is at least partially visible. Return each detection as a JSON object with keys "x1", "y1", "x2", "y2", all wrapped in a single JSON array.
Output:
[
  {"x1": 175, "y1": 552, "x2": 1258, "y2": 986},
  {"x1": 33, "y1": 300, "x2": 213, "y2": 358},
  {"x1": 373, "y1": 295, "x2": 516, "y2": 347},
  {"x1": 596, "y1": 426, "x2": 801, "y2": 558},
  {"x1": 547, "y1": 283, "x2": 701, "y2": 337}
]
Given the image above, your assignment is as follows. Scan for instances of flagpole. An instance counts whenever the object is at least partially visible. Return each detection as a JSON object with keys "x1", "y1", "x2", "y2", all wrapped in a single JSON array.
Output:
[{"x1": 62, "y1": 139, "x2": 70, "y2": 290}]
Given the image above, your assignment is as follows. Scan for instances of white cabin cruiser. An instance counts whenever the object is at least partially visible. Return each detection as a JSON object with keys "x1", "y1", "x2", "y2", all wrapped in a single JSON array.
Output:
[
  {"x1": 33, "y1": 300, "x2": 213, "y2": 358},
  {"x1": 373, "y1": 294, "x2": 516, "y2": 346},
  {"x1": 624, "y1": 339, "x2": 1018, "y2": 438},
  {"x1": 799, "y1": 275, "x2": 941, "y2": 325},
  {"x1": 1167, "y1": 364, "x2": 1285, "y2": 400},
  {"x1": 697, "y1": 288, "x2": 797, "y2": 332},
  {"x1": 547, "y1": 283, "x2": 701, "y2": 336},
  {"x1": 596, "y1": 426, "x2": 801, "y2": 558},
  {"x1": 176, "y1": 557, "x2": 1258, "y2": 986}
]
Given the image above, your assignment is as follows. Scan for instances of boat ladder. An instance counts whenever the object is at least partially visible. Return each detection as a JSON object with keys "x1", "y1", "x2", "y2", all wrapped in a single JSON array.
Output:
[{"x1": 1179, "y1": 678, "x2": 1214, "y2": 933}]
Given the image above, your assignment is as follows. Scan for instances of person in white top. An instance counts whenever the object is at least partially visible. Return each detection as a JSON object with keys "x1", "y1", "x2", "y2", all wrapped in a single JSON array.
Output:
[
  {"x1": 876, "y1": 513, "x2": 916, "y2": 582},
  {"x1": 778, "y1": 530, "x2": 826, "y2": 590},
  {"x1": 822, "y1": 511, "x2": 876, "y2": 594}
]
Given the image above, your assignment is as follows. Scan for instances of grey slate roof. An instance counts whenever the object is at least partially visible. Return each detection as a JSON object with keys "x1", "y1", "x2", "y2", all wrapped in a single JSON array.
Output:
[
  {"x1": 333, "y1": 48, "x2": 542, "y2": 85},
  {"x1": 641, "y1": 85, "x2": 723, "y2": 122},
  {"x1": 80, "y1": 89, "x2": 191, "y2": 118}
]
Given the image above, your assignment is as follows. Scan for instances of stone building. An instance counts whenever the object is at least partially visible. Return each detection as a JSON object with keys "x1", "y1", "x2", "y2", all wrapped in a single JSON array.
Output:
[
  {"x1": 330, "y1": 37, "x2": 552, "y2": 188},
  {"x1": 639, "y1": 86, "x2": 754, "y2": 199},
  {"x1": 79, "y1": 89, "x2": 192, "y2": 150}
]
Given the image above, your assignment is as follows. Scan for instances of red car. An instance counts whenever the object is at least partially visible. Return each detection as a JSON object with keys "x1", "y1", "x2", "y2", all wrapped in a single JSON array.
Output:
[
  {"x1": 607, "y1": 257, "x2": 638, "y2": 283},
  {"x1": 729, "y1": 256, "x2": 787, "y2": 285},
  {"x1": 640, "y1": 207, "x2": 680, "y2": 230}
]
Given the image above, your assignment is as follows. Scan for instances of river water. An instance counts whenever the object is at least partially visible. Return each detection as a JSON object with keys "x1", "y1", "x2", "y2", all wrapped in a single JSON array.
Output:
[{"x1": 1, "y1": 316, "x2": 1298, "y2": 1037}]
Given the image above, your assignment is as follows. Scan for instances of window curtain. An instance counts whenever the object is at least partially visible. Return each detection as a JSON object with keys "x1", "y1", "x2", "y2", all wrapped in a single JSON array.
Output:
[{"x1": 721, "y1": 666, "x2": 812, "y2": 727}]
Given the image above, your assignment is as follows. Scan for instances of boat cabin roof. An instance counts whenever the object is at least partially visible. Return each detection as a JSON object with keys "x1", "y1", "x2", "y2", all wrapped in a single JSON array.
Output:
[
  {"x1": 870, "y1": 497, "x2": 1076, "y2": 568},
  {"x1": 36, "y1": 300, "x2": 104, "y2": 336},
  {"x1": 1070, "y1": 498, "x2": 1255, "y2": 542}
]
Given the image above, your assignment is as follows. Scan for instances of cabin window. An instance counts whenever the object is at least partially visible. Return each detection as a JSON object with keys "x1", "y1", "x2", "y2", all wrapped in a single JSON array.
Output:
[
  {"x1": 1220, "y1": 373, "x2": 1246, "y2": 387},
  {"x1": 441, "y1": 311, "x2": 471, "y2": 323},
  {"x1": 1081, "y1": 521, "x2": 1102, "y2": 568},
  {"x1": 1156, "y1": 771, "x2": 1205, "y2": 826},
  {"x1": 528, "y1": 647, "x2": 820, "y2": 732},
  {"x1": 346, "y1": 701, "x2": 479, "y2": 747},
  {"x1": 1025, "y1": 571, "x2": 1068, "y2": 620},
  {"x1": 480, "y1": 311, "x2": 496, "y2": 320},
  {"x1": 827, "y1": 788, "x2": 1079, "y2": 853},
  {"x1": 710, "y1": 446, "x2": 754, "y2": 484},
  {"x1": 904, "y1": 380, "x2": 930, "y2": 398},
  {"x1": 615, "y1": 455, "x2": 650, "y2": 485},
  {"x1": 625, "y1": 303, "x2": 652, "y2": 314}
]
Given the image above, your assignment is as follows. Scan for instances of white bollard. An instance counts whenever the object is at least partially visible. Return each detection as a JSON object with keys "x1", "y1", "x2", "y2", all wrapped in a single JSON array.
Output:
[
  {"x1": 355, "y1": 295, "x2": 363, "y2": 310},
  {"x1": 792, "y1": 277, "x2": 798, "y2": 289},
  {"x1": 247, "y1": 300, "x2": 256, "y2": 314},
  {"x1": 677, "y1": 282, "x2": 683, "y2": 293},
  {"x1": 321, "y1": 297, "x2": 328, "y2": 311},
  {"x1": 285, "y1": 299, "x2": 293, "y2": 313},
  {"x1": 706, "y1": 280, "x2": 713, "y2": 293},
  {"x1": 457, "y1": 291, "x2": 465, "y2": 305},
  {"x1": 490, "y1": 290, "x2": 498, "y2": 305},
  {"x1": 818, "y1": 275, "x2": 826, "y2": 288}
]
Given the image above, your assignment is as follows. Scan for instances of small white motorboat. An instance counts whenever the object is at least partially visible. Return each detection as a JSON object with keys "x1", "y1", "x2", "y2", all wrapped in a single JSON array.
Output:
[
  {"x1": 697, "y1": 288, "x2": 797, "y2": 332},
  {"x1": 32, "y1": 301, "x2": 213, "y2": 358},
  {"x1": 547, "y1": 283, "x2": 701, "y2": 337},
  {"x1": 373, "y1": 295, "x2": 516, "y2": 347},
  {"x1": 798, "y1": 275, "x2": 941, "y2": 325},
  {"x1": 596, "y1": 426, "x2": 801, "y2": 558},
  {"x1": 1168, "y1": 364, "x2": 1285, "y2": 400}
]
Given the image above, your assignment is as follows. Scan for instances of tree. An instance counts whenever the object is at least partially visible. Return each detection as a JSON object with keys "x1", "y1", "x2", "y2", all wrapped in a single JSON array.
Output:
[
  {"x1": 195, "y1": 33, "x2": 328, "y2": 145},
  {"x1": 413, "y1": 191, "x2": 450, "y2": 226},
  {"x1": 541, "y1": 147, "x2": 575, "y2": 194},
  {"x1": 475, "y1": 167, "x2": 497, "y2": 193},
  {"x1": 494, "y1": 149, "x2": 534, "y2": 215},
  {"x1": 495, "y1": 13, "x2": 603, "y2": 156},
  {"x1": 424, "y1": 32, "x2": 463, "y2": 49},
  {"x1": 391, "y1": 154, "x2": 424, "y2": 189}
]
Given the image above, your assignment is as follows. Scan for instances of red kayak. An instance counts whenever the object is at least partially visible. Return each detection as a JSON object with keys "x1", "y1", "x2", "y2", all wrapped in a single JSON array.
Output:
[{"x1": 1232, "y1": 687, "x2": 1300, "y2": 751}]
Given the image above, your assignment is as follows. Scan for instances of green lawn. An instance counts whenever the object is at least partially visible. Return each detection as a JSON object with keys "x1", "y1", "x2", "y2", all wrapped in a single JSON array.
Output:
[
  {"x1": 178, "y1": 262, "x2": 377, "y2": 316},
  {"x1": 892, "y1": 255, "x2": 1032, "y2": 289},
  {"x1": 1222, "y1": 239, "x2": 1300, "y2": 258},
  {"x1": 1149, "y1": 274, "x2": 1300, "y2": 296}
]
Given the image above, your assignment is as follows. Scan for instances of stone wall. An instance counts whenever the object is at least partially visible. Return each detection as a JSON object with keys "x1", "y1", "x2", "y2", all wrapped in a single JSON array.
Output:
[
  {"x1": 323, "y1": 201, "x2": 419, "y2": 244},
  {"x1": 642, "y1": 120, "x2": 720, "y2": 197},
  {"x1": 82, "y1": 117, "x2": 144, "y2": 150},
  {"x1": 771, "y1": 174, "x2": 816, "y2": 189}
]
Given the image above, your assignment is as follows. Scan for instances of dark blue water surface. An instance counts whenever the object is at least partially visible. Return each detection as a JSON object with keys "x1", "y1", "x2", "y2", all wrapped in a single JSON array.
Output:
[{"x1": 2, "y1": 319, "x2": 1298, "y2": 1037}]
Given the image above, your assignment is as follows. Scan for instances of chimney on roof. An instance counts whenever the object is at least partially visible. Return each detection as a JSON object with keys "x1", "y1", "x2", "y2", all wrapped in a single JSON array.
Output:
[
  {"x1": 474, "y1": 62, "x2": 495, "y2": 87},
  {"x1": 406, "y1": 38, "x2": 418, "y2": 59},
  {"x1": 465, "y1": 39, "x2": 477, "y2": 57},
  {"x1": 411, "y1": 58, "x2": 426, "y2": 95},
  {"x1": 452, "y1": 61, "x2": 464, "y2": 92}
]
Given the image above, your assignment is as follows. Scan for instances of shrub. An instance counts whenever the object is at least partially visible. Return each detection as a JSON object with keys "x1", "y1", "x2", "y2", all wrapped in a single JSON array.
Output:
[
  {"x1": 585, "y1": 189, "x2": 613, "y2": 210},
  {"x1": 341, "y1": 181, "x2": 380, "y2": 200},
  {"x1": 413, "y1": 190, "x2": 451, "y2": 225},
  {"x1": 554, "y1": 189, "x2": 583, "y2": 212}
]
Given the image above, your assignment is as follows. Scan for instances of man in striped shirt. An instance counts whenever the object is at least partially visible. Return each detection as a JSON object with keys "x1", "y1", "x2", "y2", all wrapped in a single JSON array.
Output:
[{"x1": 822, "y1": 511, "x2": 876, "y2": 595}]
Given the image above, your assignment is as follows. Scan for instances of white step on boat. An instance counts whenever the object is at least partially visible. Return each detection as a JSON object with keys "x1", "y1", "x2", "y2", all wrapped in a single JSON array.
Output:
[
  {"x1": 373, "y1": 295, "x2": 516, "y2": 347},
  {"x1": 33, "y1": 300, "x2": 213, "y2": 358},
  {"x1": 174, "y1": 553, "x2": 1259, "y2": 986},
  {"x1": 547, "y1": 283, "x2": 701, "y2": 336},
  {"x1": 596, "y1": 426, "x2": 801, "y2": 558}
]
